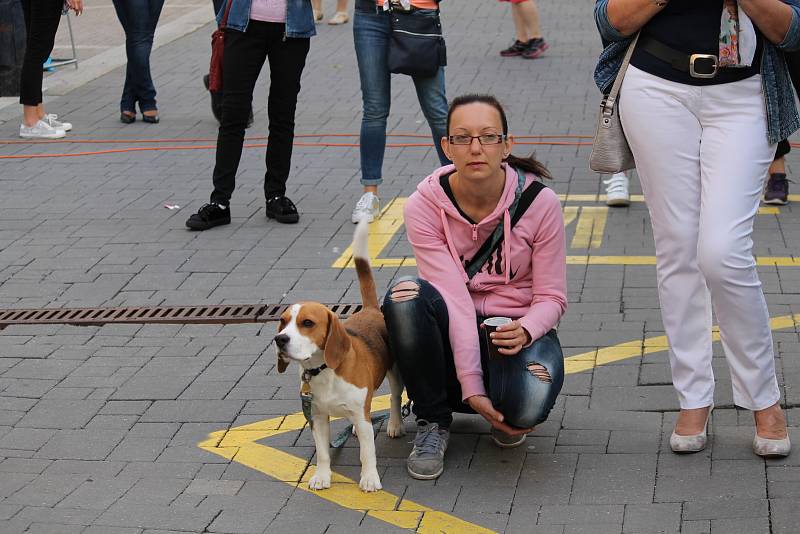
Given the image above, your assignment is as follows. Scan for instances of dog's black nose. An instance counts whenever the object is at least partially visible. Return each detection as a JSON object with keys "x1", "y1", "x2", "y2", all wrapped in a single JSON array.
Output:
[{"x1": 274, "y1": 334, "x2": 289, "y2": 348}]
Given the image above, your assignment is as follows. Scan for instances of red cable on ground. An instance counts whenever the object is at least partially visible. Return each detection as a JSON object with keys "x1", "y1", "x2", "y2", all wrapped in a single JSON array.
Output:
[{"x1": 3, "y1": 132, "x2": 709, "y2": 159}]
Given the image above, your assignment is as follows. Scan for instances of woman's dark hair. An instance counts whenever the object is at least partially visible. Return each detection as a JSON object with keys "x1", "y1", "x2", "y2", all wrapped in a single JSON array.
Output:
[{"x1": 446, "y1": 94, "x2": 552, "y2": 179}]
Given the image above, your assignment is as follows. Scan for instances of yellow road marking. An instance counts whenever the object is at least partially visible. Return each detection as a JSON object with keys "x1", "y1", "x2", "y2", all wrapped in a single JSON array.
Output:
[
  {"x1": 198, "y1": 313, "x2": 800, "y2": 532},
  {"x1": 571, "y1": 206, "x2": 607, "y2": 249},
  {"x1": 332, "y1": 197, "x2": 795, "y2": 268}
]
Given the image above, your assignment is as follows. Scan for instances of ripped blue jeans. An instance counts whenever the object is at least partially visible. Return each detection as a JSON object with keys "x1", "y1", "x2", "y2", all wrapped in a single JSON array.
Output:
[{"x1": 382, "y1": 277, "x2": 564, "y2": 429}]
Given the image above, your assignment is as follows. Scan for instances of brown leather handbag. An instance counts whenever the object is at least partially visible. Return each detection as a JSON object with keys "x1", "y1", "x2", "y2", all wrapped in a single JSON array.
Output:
[{"x1": 208, "y1": 0, "x2": 234, "y2": 93}]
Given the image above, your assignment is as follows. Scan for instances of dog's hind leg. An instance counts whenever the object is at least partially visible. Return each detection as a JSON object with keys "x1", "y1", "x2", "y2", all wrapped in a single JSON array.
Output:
[
  {"x1": 386, "y1": 363, "x2": 405, "y2": 438},
  {"x1": 308, "y1": 414, "x2": 332, "y2": 490},
  {"x1": 354, "y1": 418, "x2": 382, "y2": 492}
]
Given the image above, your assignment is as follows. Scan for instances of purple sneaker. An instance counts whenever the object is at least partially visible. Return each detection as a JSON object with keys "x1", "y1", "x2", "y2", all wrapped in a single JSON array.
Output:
[{"x1": 764, "y1": 173, "x2": 789, "y2": 205}]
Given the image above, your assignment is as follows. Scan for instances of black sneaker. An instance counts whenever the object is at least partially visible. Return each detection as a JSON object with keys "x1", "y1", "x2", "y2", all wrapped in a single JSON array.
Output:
[
  {"x1": 522, "y1": 38, "x2": 549, "y2": 59},
  {"x1": 186, "y1": 203, "x2": 231, "y2": 230},
  {"x1": 764, "y1": 173, "x2": 790, "y2": 205},
  {"x1": 266, "y1": 195, "x2": 299, "y2": 224},
  {"x1": 500, "y1": 39, "x2": 529, "y2": 57}
]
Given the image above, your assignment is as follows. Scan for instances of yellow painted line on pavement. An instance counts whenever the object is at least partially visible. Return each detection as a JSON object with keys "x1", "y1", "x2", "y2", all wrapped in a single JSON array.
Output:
[
  {"x1": 198, "y1": 394, "x2": 493, "y2": 533},
  {"x1": 332, "y1": 197, "x2": 797, "y2": 269},
  {"x1": 198, "y1": 313, "x2": 800, "y2": 532}
]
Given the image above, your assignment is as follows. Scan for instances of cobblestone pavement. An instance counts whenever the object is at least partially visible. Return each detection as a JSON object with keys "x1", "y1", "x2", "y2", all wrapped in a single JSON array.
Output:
[
  {"x1": 1, "y1": 0, "x2": 800, "y2": 532},
  {"x1": 51, "y1": 0, "x2": 210, "y2": 64}
]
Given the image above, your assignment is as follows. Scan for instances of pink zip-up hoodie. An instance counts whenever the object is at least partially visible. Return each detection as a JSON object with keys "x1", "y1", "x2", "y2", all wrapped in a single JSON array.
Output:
[{"x1": 404, "y1": 163, "x2": 568, "y2": 401}]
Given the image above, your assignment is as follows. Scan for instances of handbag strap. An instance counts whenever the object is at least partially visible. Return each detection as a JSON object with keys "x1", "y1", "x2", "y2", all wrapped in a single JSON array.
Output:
[
  {"x1": 219, "y1": 0, "x2": 234, "y2": 29},
  {"x1": 464, "y1": 168, "x2": 546, "y2": 281},
  {"x1": 603, "y1": 32, "x2": 640, "y2": 116}
]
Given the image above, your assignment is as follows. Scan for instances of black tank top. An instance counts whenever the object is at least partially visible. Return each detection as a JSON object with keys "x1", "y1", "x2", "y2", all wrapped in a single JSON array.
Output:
[{"x1": 630, "y1": 0, "x2": 763, "y2": 86}]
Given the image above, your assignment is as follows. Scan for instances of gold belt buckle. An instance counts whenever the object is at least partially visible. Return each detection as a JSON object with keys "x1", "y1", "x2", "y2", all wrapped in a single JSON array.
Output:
[{"x1": 689, "y1": 54, "x2": 718, "y2": 79}]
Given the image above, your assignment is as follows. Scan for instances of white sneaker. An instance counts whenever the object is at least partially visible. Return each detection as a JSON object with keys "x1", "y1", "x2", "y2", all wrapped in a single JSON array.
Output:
[
  {"x1": 44, "y1": 113, "x2": 72, "y2": 132},
  {"x1": 351, "y1": 192, "x2": 380, "y2": 223},
  {"x1": 19, "y1": 120, "x2": 66, "y2": 139},
  {"x1": 604, "y1": 172, "x2": 630, "y2": 206}
]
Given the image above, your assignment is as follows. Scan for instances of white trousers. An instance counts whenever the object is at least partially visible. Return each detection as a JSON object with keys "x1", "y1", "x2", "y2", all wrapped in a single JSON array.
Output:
[{"x1": 620, "y1": 66, "x2": 780, "y2": 411}]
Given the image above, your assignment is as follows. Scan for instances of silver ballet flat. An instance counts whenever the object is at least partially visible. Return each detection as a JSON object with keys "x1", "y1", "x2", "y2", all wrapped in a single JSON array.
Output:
[
  {"x1": 753, "y1": 433, "x2": 791, "y2": 458},
  {"x1": 670, "y1": 404, "x2": 713, "y2": 454}
]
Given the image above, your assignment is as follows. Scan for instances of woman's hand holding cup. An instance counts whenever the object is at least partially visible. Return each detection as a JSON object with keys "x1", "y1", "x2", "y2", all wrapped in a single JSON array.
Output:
[{"x1": 483, "y1": 317, "x2": 531, "y2": 356}]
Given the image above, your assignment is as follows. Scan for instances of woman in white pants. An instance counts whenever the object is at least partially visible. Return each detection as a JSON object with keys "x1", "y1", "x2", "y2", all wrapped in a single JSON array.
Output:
[{"x1": 595, "y1": 0, "x2": 800, "y2": 457}]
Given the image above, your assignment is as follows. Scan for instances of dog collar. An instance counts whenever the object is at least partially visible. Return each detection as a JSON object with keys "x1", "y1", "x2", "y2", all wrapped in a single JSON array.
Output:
[{"x1": 301, "y1": 363, "x2": 328, "y2": 383}]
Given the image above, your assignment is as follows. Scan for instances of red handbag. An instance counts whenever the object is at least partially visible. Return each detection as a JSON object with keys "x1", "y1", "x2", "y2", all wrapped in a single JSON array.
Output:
[{"x1": 208, "y1": 0, "x2": 234, "y2": 93}]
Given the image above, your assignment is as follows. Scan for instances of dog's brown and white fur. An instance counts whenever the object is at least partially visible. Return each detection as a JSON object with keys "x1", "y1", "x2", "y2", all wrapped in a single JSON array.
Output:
[{"x1": 273, "y1": 219, "x2": 404, "y2": 492}]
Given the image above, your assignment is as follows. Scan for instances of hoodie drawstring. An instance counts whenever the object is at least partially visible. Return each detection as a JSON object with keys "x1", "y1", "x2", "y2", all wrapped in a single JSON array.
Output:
[
  {"x1": 441, "y1": 209, "x2": 470, "y2": 283},
  {"x1": 503, "y1": 209, "x2": 511, "y2": 284}
]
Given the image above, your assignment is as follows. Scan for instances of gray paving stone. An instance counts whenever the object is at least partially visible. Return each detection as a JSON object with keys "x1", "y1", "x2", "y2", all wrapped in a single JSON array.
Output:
[
  {"x1": 16, "y1": 401, "x2": 105, "y2": 429},
  {"x1": 622, "y1": 503, "x2": 681, "y2": 533},
  {"x1": 538, "y1": 505, "x2": 625, "y2": 526},
  {"x1": 35, "y1": 429, "x2": 127, "y2": 461},
  {"x1": 94, "y1": 503, "x2": 218, "y2": 531},
  {"x1": 140, "y1": 400, "x2": 244, "y2": 423}
]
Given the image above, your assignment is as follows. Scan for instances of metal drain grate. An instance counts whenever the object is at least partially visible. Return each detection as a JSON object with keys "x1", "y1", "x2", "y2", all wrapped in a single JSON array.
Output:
[{"x1": 0, "y1": 303, "x2": 363, "y2": 327}]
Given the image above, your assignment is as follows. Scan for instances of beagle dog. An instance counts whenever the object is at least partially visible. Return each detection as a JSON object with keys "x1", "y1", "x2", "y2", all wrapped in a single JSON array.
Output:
[{"x1": 273, "y1": 218, "x2": 405, "y2": 492}]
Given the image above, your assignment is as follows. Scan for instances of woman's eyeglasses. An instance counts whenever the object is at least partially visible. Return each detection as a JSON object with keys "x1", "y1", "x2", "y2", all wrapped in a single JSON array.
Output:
[{"x1": 447, "y1": 134, "x2": 506, "y2": 146}]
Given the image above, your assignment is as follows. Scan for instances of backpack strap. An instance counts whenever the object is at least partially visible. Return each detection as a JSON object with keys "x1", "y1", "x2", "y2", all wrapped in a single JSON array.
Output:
[{"x1": 463, "y1": 168, "x2": 546, "y2": 281}]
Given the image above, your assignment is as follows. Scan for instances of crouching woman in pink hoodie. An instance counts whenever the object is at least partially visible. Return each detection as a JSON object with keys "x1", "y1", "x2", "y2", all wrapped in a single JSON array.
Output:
[{"x1": 382, "y1": 94, "x2": 567, "y2": 481}]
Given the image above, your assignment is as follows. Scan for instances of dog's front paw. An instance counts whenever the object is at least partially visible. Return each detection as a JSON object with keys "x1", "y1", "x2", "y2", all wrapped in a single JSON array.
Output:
[
  {"x1": 386, "y1": 417, "x2": 405, "y2": 438},
  {"x1": 359, "y1": 470, "x2": 382, "y2": 492},
  {"x1": 308, "y1": 470, "x2": 331, "y2": 490}
]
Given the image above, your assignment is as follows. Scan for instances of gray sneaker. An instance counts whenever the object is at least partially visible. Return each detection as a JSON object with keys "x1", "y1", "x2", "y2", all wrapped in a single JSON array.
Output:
[
  {"x1": 351, "y1": 192, "x2": 380, "y2": 223},
  {"x1": 491, "y1": 427, "x2": 527, "y2": 448},
  {"x1": 407, "y1": 420, "x2": 449, "y2": 480},
  {"x1": 44, "y1": 113, "x2": 72, "y2": 132},
  {"x1": 19, "y1": 120, "x2": 65, "y2": 139}
]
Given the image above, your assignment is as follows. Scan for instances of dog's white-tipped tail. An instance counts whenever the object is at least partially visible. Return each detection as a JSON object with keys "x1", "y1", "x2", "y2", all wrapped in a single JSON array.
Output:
[
  {"x1": 351, "y1": 217, "x2": 379, "y2": 309},
  {"x1": 352, "y1": 216, "x2": 370, "y2": 261}
]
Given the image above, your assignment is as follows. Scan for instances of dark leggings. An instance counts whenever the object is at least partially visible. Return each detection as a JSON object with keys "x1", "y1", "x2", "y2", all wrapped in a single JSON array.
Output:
[
  {"x1": 382, "y1": 277, "x2": 564, "y2": 429},
  {"x1": 19, "y1": 0, "x2": 63, "y2": 106}
]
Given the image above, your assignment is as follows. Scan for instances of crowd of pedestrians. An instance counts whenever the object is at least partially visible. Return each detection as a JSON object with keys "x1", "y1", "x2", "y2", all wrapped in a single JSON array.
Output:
[{"x1": 12, "y1": 0, "x2": 800, "y2": 478}]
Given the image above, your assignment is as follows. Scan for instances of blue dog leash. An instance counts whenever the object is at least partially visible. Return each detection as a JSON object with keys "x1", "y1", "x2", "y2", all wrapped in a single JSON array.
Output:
[{"x1": 300, "y1": 364, "x2": 392, "y2": 448}]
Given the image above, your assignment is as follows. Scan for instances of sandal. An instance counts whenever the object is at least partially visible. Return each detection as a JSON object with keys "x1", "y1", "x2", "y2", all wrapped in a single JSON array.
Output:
[
  {"x1": 313, "y1": 9, "x2": 324, "y2": 22},
  {"x1": 328, "y1": 11, "x2": 349, "y2": 25}
]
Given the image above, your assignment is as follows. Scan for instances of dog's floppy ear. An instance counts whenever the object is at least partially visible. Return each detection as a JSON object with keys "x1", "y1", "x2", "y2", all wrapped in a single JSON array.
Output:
[
  {"x1": 276, "y1": 354, "x2": 289, "y2": 374},
  {"x1": 323, "y1": 310, "x2": 351, "y2": 370}
]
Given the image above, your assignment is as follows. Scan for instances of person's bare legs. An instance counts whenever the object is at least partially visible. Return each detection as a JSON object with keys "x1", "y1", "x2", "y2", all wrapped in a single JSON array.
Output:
[
  {"x1": 510, "y1": 3, "x2": 530, "y2": 42},
  {"x1": 364, "y1": 185, "x2": 377, "y2": 195},
  {"x1": 311, "y1": 0, "x2": 323, "y2": 20},
  {"x1": 754, "y1": 402, "x2": 788, "y2": 439},
  {"x1": 769, "y1": 156, "x2": 786, "y2": 175},
  {"x1": 674, "y1": 406, "x2": 712, "y2": 436},
  {"x1": 336, "y1": 0, "x2": 347, "y2": 12},
  {"x1": 22, "y1": 104, "x2": 40, "y2": 127},
  {"x1": 514, "y1": 0, "x2": 542, "y2": 41}
]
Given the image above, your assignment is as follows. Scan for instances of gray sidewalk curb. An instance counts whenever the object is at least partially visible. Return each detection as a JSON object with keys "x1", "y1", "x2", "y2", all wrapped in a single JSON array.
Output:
[{"x1": 0, "y1": 6, "x2": 214, "y2": 122}]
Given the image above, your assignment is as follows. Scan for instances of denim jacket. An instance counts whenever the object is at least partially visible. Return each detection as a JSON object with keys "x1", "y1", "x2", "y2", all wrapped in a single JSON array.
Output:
[
  {"x1": 593, "y1": 0, "x2": 800, "y2": 144},
  {"x1": 217, "y1": 0, "x2": 316, "y2": 38}
]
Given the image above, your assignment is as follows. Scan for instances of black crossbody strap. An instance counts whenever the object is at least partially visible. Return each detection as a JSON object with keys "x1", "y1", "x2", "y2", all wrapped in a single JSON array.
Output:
[{"x1": 463, "y1": 168, "x2": 546, "y2": 281}]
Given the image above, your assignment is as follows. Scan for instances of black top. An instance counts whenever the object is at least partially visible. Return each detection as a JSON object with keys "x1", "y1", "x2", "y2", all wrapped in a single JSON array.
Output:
[
  {"x1": 630, "y1": 0, "x2": 763, "y2": 86},
  {"x1": 440, "y1": 173, "x2": 477, "y2": 224}
]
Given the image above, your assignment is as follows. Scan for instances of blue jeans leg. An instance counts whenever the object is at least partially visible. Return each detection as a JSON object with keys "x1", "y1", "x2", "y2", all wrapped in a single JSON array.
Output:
[
  {"x1": 354, "y1": 5, "x2": 391, "y2": 187},
  {"x1": 412, "y1": 67, "x2": 450, "y2": 166},
  {"x1": 482, "y1": 329, "x2": 565, "y2": 429},
  {"x1": 112, "y1": 0, "x2": 164, "y2": 113},
  {"x1": 383, "y1": 276, "x2": 564, "y2": 429}
]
